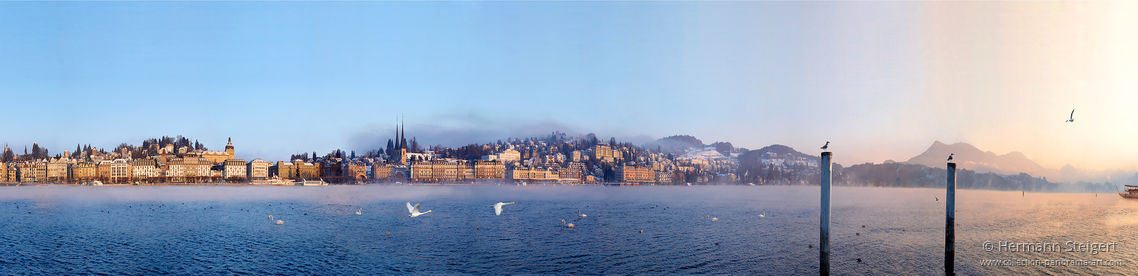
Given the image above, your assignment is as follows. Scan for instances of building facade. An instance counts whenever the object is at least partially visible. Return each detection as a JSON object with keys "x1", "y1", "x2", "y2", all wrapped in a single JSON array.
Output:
[
  {"x1": 246, "y1": 159, "x2": 270, "y2": 180},
  {"x1": 224, "y1": 159, "x2": 247, "y2": 181}
]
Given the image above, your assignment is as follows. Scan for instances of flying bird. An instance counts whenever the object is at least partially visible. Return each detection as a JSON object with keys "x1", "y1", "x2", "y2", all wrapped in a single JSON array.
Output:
[
  {"x1": 821, "y1": 141, "x2": 829, "y2": 151},
  {"x1": 947, "y1": 153, "x2": 954, "y2": 162},
  {"x1": 490, "y1": 202, "x2": 516, "y2": 216},
  {"x1": 1065, "y1": 109, "x2": 1075, "y2": 122},
  {"x1": 406, "y1": 202, "x2": 432, "y2": 217}
]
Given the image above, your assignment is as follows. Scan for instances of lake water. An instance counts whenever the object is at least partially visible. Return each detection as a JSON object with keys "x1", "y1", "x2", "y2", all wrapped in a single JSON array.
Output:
[{"x1": 0, "y1": 185, "x2": 1135, "y2": 275}]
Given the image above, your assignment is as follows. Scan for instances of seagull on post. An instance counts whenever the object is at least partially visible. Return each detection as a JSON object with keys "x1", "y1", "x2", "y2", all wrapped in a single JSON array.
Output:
[
  {"x1": 1065, "y1": 109, "x2": 1074, "y2": 122},
  {"x1": 947, "y1": 153, "x2": 954, "y2": 162},
  {"x1": 821, "y1": 141, "x2": 829, "y2": 151}
]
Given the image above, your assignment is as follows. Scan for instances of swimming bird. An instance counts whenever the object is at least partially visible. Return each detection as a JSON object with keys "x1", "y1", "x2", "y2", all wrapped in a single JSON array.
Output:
[
  {"x1": 406, "y1": 202, "x2": 432, "y2": 217},
  {"x1": 562, "y1": 219, "x2": 574, "y2": 228},
  {"x1": 490, "y1": 202, "x2": 516, "y2": 216},
  {"x1": 269, "y1": 215, "x2": 283, "y2": 225},
  {"x1": 1065, "y1": 109, "x2": 1074, "y2": 122},
  {"x1": 760, "y1": 209, "x2": 766, "y2": 218},
  {"x1": 578, "y1": 210, "x2": 587, "y2": 218},
  {"x1": 935, "y1": 197, "x2": 938, "y2": 202},
  {"x1": 356, "y1": 208, "x2": 362, "y2": 215},
  {"x1": 947, "y1": 153, "x2": 953, "y2": 162},
  {"x1": 712, "y1": 217, "x2": 718, "y2": 221},
  {"x1": 821, "y1": 141, "x2": 829, "y2": 151}
]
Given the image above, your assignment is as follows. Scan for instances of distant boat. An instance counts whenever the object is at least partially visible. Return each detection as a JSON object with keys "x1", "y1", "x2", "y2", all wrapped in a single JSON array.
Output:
[
  {"x1": 1119, "y1": 185, "x2": 1138, "y2": 199},
  {"x1": 84, "y1": 180, "x2": 103, "y2": 186},
  {"x1": 297, "y1": 179, "x2": 328, "y2": 186},
  {"x1": 253, "y1": 178, "x2": 295, "y2": 186}
]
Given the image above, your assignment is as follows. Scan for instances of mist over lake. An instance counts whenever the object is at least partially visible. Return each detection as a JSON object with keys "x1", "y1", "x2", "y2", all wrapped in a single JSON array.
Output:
[{"x1": 0, "y1": 185, "x2": 1134, "y2": 275}]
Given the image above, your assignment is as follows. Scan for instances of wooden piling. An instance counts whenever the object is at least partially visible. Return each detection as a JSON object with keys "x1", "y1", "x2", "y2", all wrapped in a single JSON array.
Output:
[
  {"x1": 946, "y1": 162, "x2": 956, "y2": 276},
  {"x1": 820, "y1": 152, "x2": 832, "y2": 276}
]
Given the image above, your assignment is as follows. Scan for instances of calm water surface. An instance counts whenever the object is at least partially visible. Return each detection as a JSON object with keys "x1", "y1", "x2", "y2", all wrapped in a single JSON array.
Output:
[{"x1": 0, "y1": 185, "x2": 1135, "y2": 275}]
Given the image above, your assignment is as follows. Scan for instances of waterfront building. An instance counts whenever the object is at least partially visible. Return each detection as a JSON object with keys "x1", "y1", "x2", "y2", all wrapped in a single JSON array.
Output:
[
  {"x1": 507, "y1": 166, "x2": 554, "y2": 182},
  {"x1": 130, "y1": 159, "x2": 158, "y2": 182},
  {"x1": 47, "y1": 159, "x2": 69, "y2": 183},
  {"x1": 410, "y1": 161, "x2": 433, "y2": 182},
  {"x1": 474, "y1": 160, "x2": 505, "y2": 179},
  {"x1": 72, "y1": 163, "x2": 97, "y2": 182},
  {"x1": 344, "y1": 161, "x2": 367, "y2": 180},
  {"x1": 7, "y1": 164, "x2": 18, "y2": 182},
  {"x1": 33, "y1": 162, "x2": 47, "y2": 183},
  {"x1": 18, "y1": 163, "x2": 35, "y2": 182},
  {"x1": 616, "y1": 165, "x2": 655, "y2": 183},
  {"x1": 372, "y1": 163, "x2": 392, "y2": 180},
  {"x1": 168, "y1": 156, "x2": 211, "y2": 182},
  {"x1": 246, "y1": 159, "x2": 270, "y2": 180},
  {"x1": 270, "y1": 161, "x2": 294, "y2": 178},
  {"x1": 656, "y1": 170, "x2": 674, "y2": 184},
  {"x1": 0, "y1": 163, "x2": 6, "y2": 182},
  {"x1": 559, "y1": 162, "x2": 585, "y2": 182},
  {"x1": 224, "y1": 159, "x2": 247, "y2": 181}
]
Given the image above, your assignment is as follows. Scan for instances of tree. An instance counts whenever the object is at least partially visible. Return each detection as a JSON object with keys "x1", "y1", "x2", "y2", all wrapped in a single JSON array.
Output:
[{"x1": 31, "y1": 143, "x2": 40, "y2": 160}]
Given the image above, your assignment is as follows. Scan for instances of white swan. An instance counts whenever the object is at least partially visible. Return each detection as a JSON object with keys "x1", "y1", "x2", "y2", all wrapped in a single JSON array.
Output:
[
  {"x1": 269, "y1": 215, "x2": 283, "y2": 225},
  {"x1": 578, "y1": 209, "x2": 587, "y2": 218},
  {"x1": 356, "y1": 208, "x2": 362, "y2": 215},
  {"x1": 490, "y1": 202, "x2": 516, "y2": 216},
  {"x1": 407, "y1": 202, "x2": 432, "y2": 217},
  {"x1": 562, "y1": 219, "x2": 574, "y2": 228},
  {"x1": 760, "y1": 209, "x2": 766, "y2": 218}
]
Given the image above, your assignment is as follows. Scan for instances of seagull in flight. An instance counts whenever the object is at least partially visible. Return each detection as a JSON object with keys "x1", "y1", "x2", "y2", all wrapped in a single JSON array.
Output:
[
  {"x1": 406, "y1": 202, "x2": 432, "y2": 217},
  {"x1": 947, "y1": 153, "x2": 954, "y2": 162},
  {"x1": 490, "y1": 202, "x2": 516, "y2": 216},
  {"x1": 1065, "y1": 109, "x2": 1074, "y2": 122},
  {"x1": 821, "y1": 141, "x2": 829, "y2": 151}
]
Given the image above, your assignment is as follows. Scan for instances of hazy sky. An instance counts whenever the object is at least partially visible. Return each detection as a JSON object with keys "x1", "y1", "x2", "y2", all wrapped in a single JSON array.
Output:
[{"x1": 1, "y1": 1, "x2": 1135, "y2": 171}]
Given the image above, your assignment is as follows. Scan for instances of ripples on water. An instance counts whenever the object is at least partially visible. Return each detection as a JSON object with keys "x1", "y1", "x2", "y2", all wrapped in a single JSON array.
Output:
[{"x1": 0, "y1": 185, "x2": 1135, "y2": 275}]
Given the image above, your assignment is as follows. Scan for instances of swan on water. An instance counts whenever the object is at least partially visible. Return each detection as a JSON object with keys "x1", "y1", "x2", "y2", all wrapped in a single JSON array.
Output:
[
  {"x1": 562, "y1": 219, "x2": 574, "y2": 228},
  {"x1": 407, "y1": 202, "x2": 432, "y2": 217},
  {"x1": 760, "y1": 209, "x2": 766, "y2": 218},
  {"x1": 578, "y1": 210, "x2": 587, "y2": 218},
  {"x1": 356, "y1": 208, "x2": 362, "y2": 215},
  {"x1": 490, "y1": 202, "x2": 516, "y2": 216},
  {"x1": 269, "y1": 215, "x2": 283, "y2": 225},
  {"x1": 712, "y1": 217, "x2": 718, "y2": 221}
]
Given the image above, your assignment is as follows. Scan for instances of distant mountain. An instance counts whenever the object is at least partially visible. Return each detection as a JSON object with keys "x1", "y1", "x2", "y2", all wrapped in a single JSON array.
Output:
[
  {"x1": 736, "y1": 144, "x2": 840, "y2": 185},
  {"x1": 905, "y1": 141, "x2": 1050, "y2": 178},
  {"x1": 904, "y1": 141, "x2": 1137, "y2": 184},
  {"x1": 643, "y1": 135, "x2": 704, "y2": 155}
]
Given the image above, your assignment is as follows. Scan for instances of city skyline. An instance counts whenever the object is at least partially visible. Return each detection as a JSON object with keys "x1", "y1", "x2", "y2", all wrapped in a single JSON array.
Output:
[{"x1": 2, "y1": 1, "x2": 1136, "y2": 171}]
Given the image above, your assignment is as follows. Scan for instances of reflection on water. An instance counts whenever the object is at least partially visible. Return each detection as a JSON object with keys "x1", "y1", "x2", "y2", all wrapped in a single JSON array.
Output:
[{"x1": 0, "y1": 186, "x2": 1134, "y2": 274}]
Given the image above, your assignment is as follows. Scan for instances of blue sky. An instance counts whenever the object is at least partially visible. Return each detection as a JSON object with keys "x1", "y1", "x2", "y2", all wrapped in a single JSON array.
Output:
[{"x1": 1, "y1": 1, "x2": 1134, "y2": 170}]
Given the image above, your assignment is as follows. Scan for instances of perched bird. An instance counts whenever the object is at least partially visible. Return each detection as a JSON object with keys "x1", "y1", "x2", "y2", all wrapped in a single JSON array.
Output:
[
  {"x1": 406, "y1": 202, "x2": 432, "y2": 217},
  {"x1": 1065, "y1": 109, "x2": 1075, "y2": 122},
  {"x1": 490, "y1": 202, "x2": 516, "y2": 216},
  {"x1": 821, "y1": 141, "x2": 830, "y2": 151},
  {"x1": 947, "y1": 153, "x2": 954, "y2": 162}
]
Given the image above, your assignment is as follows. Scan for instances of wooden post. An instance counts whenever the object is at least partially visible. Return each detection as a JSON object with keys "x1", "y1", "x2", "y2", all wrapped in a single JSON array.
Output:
[
  {"x1": 946, "y1": 162, "x2": 956, "y2": 276},
  {"x1": 820, "y1": 152, "x2": 832, "y2": 276}
]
